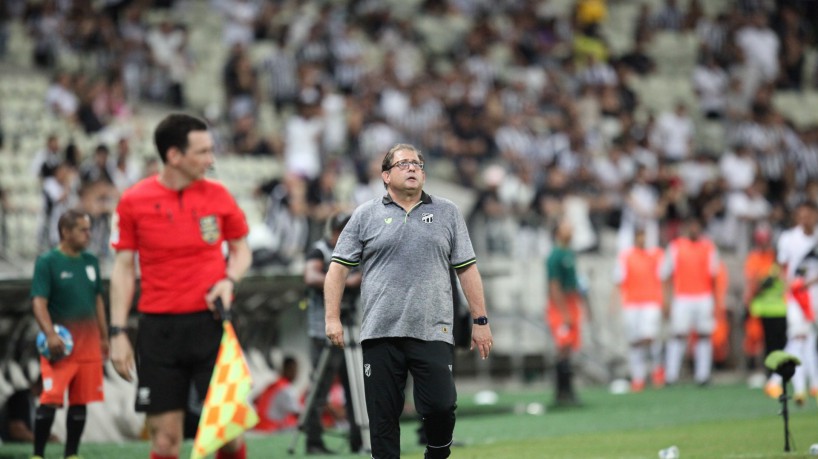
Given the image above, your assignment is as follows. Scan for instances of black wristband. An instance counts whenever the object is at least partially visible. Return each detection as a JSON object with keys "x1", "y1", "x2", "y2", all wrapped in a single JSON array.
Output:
[
  {"x1": 109, "y1": 325, "x2": 127, "y2": 337},
  {"x1": 473, "y1": 316, "x2": 489, "y2": 325}
]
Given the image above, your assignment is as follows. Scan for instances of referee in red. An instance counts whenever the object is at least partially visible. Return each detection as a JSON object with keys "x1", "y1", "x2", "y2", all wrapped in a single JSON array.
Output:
[
  {"x1": 325, "y1": 143, "x2": 493, "y2": 459},
  {"x1": 109, "y1": 114, "x2": 252, "y2": 459}
]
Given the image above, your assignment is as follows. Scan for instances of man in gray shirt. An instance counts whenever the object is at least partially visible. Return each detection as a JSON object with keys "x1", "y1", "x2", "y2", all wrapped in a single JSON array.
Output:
[{"x1": 325, "y1": 143, "x2": 493, "y2": 459}]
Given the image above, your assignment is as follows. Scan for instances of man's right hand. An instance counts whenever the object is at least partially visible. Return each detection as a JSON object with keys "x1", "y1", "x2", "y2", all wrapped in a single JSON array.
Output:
[
  {"x1": 110, "y1": 334, "x2": 136, "y2": 381},
  {"x1": 45, "y1": 332, "x2": 66, "y2": 360},
  {"x1": 326, "y1": 318, "x2": 345, "y2": 348}
]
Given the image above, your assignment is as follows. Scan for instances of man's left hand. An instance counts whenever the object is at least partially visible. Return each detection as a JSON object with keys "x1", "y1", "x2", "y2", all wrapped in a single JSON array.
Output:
[{"x1": 471, "y1": 324, "x2": 493, "y2": 359}]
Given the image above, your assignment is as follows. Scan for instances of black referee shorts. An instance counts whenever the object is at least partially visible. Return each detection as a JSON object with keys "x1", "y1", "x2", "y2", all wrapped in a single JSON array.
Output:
[{"x1": 135, "y1": 311, "x2": 222, "y2": 414}]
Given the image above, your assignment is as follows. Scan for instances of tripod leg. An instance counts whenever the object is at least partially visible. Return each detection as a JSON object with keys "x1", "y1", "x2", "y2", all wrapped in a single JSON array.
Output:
[
  {"x1": 288, "y1": 345, "x2": 333, "y2": 455},
  {"x1": 781, "y1": 385, "x2": 791, "y2": 452},
  {"x1": 344, "y1": 326, "x2": 371, "y2": 453}
]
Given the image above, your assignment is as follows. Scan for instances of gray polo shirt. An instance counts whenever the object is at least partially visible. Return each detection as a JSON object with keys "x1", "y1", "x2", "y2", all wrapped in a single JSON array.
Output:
[{"x1": 331, "y1": 191, "x2": 476, "y2": 344}]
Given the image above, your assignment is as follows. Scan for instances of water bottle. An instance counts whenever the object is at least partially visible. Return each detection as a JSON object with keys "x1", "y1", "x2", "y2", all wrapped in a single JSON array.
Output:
[{"x1": 658, "y1": 445, "x2": 679, "y2": 459}]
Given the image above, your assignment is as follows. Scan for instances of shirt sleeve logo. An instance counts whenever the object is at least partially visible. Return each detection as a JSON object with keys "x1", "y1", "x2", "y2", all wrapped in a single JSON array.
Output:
[
  {"x1": 422, "y1": 213, "x2": 434, "y2": 223},
  {"x1": 86, "y1": 265, "x2": 97, "y2": 282},
  {"x1": 199, "y1": 215, "x2": 221, "y2": 244}
]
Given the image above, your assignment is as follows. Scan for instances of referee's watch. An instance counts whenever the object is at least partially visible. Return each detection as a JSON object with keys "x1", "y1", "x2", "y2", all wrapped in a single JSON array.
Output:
[
  {"x1": 109, "y1": 325, "x2": 127, "y2": 337},
  {"x1": 473, "y1": 316, "x2": 489, "y2": 326}
]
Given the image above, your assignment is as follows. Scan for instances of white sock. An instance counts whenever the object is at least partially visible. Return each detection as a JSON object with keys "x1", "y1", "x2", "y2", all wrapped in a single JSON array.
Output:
[
  {"x1": 694, "y1": 338, "x2": 713, "y2": 383},
  {"x1": 650, "y1": 339, "x2": 664, "y2": 371},
  {"x1": 628, "y1": 345, "x2": 647, "y2": 383},
  {"x1": 666, "y1": 337, "x2": 685, "y2": 383},
  {"x1": 804, "y1": 332, "x2": 818, "y2": 392}
]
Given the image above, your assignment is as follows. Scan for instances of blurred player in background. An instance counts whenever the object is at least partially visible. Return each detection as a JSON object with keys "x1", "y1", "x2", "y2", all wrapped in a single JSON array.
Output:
[
  {"x1": 546, "y1": 219, "x2": 587, "y2": 405},
  {"x1": 776, "y1": 201, "x2": 818, "y2": 405},
  {"x1": 661, "y1": 216, "x2": 720, "y2": 386},
  {"x1": 30, "y1": 209, "x2": 108, "y2": 459},
  {"x1": 614, "y1": 227, "x2": 665, "y2": 391},
  {"x1": 742, "y1": 225, "x2": 788, "y2": 395}
]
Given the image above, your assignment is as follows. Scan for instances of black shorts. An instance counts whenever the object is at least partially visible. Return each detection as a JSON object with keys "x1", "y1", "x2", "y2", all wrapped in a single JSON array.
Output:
[{"x1": 135, "y1": 311, "x2": 222, "y2": 413}]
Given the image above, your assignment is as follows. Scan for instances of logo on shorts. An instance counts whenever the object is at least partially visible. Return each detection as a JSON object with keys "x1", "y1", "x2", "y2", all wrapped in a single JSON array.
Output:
[
  {"x1": 364, "y1": 364, "x2": 371, "y2": 377},
  {"x1": 448, "y1": 365, "x2": 453, "y2": 372},
  {"x1": 384, "y1": 217, "x2": 393, "y2": 224},
  {"x1": 422, "y1": 213, "x2": 433, "y2": 223},
  {"x1": 85, "y1": 265, "x2": 96, "y2": 282},
  {"x1": 199, "y1": 215, "x2": 220, "y2": 244},
  {"x1": 138, "y1": 387, "x2": 151, "y2": 405}
]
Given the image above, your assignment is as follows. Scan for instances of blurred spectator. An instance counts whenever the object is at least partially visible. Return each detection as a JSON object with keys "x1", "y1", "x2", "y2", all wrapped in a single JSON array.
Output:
[
  {"x1": 223, "y1": 45, "x2": 260, "y2": 122},
  {"x1": 724, "y1": 180, "x2": 771, "y2": 256},
  {"x1": 118, "y1": 5, "x2": 149, "y2": 103},
  {"x1": 45, "y1": 71, "x2": 79, "y2": 121},
  {"x1": 772, "y1": 4, "x2": 809, "y2": 90},
  {"x1": 41, "y1": 162, "x2": 79, "y2": 249},
  {"x1": 618, "y1": 166, "x2": 663, "y2": 252},
  {"x1": 217, "y1": 0, "x2": 259, "y2": 49},
  {"x1": 677, "y1": 151, "x2": 718, "y2": 199},
  {"x1": 146, "y1": 17, "x2": 191, "y2": 107},
  {"x1": 262, "y1": 43, "x2": 299, "y2": 113},
  {"x1": 735, "y1": 12, "x2": 780, "y2": 96},
  {"x1": 30, "y1": 134, "x2": 63, "y2": 179},
  {"x1": 306, "y1": 165, "x2": 347, "y2": 243},
  {"x1": 255, "y1": 174, "x2": 310, "y2": 267},
  {"x1": 27, "y1": 0, "x2": 65, "y2": 68},
  {"x1": 111, "y1": 137, "x2": 141, "y2": 192},
  {"x1": 468, "y1": 179, "x2": 518, "y2": 259},
  {"x1": 231, "y1": 114, "x2": 276, "y2": 156},
  {"x1": 719, "y1": 143, "x2": 757, "y2": 193},
  {"x1": 575, "y1": 0, "x2": 607, "y2": 27},
  {"x1": 63, "y1": 142, "x2": 82, "y2": 168},
  {"x1": 253, "y1": 356, "x2": 300, "y2": 433},
  {"x1": 619, "y1": 38, "x2": 656, "y2": 76},
  {"x1": 79, "y1": 144, "x2": 116, "y2": 186},
  {"x1": 696, "y1": 13, "x2": 729, "y2": 61},
  {"x1": 683, "y1": 0, "x2": 705, "y2": 31},
  {"x1": 652, "y1": 102, "x2": 695, "y2": 162},
  {"x1": 633, "y1": 4, "x2": 655, "y2": 43},
  {"x1": 653, "y1": 0, "x2": 685, "y2": 31},
  {"x1": 692, "y1": 54, "x2": 729, "y2": 120},
  {"x1": 284, "y1": 98, "x2": 324, "y2": 181}
]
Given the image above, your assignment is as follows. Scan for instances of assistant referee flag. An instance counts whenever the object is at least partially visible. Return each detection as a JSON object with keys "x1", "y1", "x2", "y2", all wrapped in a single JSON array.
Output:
[{"x1": 191, "y1": 302, "x2": 258, "y2": 459}]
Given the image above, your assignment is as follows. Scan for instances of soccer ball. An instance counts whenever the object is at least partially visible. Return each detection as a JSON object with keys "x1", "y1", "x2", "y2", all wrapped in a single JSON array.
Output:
[
  {"x1": 809, "y1": 443, "x2": 818, "y2": 455},
  {"x1": 36, "y1": 325, "x2": 74, "y2": 360}
]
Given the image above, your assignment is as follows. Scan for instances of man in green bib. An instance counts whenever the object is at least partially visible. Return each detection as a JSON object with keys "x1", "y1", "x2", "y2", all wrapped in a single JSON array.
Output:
[{"x1": 30, "y1": 209, "x2": 108, "y2": 459}]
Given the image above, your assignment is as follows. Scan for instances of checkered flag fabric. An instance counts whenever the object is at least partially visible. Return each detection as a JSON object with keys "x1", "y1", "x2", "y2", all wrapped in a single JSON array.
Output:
[{"x1": 191, "y1": 322, "x2": 259, "y2": 459}]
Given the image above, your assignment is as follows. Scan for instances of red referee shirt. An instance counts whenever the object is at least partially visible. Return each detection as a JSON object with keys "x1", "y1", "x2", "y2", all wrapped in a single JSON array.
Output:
[{"x1": 111, "y1": 177, "x2": 249, "y2": 314}]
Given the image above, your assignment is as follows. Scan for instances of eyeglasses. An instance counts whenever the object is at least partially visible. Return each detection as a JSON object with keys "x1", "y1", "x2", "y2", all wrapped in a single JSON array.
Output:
[{"x1": 389, "y1": 161, "x2": 424, "y2": 171}]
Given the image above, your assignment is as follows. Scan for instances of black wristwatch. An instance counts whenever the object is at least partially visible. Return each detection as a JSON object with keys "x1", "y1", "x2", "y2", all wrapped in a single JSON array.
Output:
[
  {"x1": 473, "y1": 316, "x2": 489, "y2": 326},
  {"x1": 109, "y1": 325, "x2": 127, "y2": 337}
]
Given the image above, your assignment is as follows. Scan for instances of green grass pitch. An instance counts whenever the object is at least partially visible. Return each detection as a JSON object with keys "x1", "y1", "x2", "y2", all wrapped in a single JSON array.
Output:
[{"x1": 3, "y1": 381, "x2": 817, "y2": 458}]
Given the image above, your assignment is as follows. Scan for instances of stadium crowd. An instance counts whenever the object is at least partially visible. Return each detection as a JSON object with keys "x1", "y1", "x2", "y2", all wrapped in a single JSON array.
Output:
[
  {"x1": 0, "y1": 0, "x2": 815, "y2": 269},
  {"x1": 2, "y1": 0, "x2": 818, "y2": 449}
]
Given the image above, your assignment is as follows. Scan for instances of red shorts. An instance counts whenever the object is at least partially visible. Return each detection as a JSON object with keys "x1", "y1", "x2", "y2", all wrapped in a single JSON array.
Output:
[
  {"x1": 546, "y1": 294, "x2": 583, "y2": 351},
  {"x1": 40, "y1": 356, "x2": 104, "y2": 406}
]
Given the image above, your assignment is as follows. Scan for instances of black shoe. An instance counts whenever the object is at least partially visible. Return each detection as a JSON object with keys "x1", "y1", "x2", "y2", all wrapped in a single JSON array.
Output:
[{"x1": 306, "y1": 444, "x2": 336, "y2": 455}]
